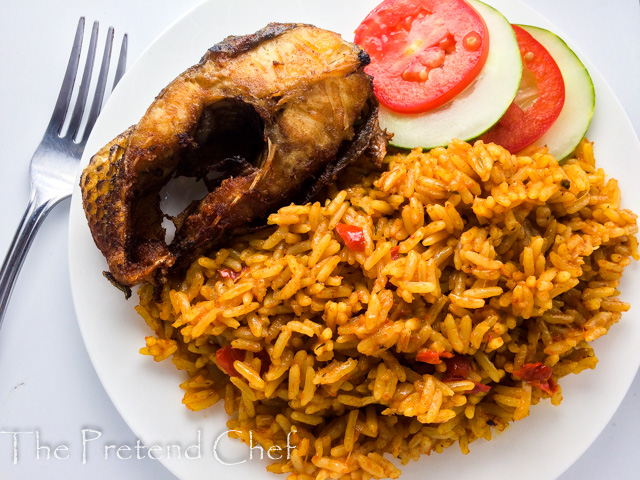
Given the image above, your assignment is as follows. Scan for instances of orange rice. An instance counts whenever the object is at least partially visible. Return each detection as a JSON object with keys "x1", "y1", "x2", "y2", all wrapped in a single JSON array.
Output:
[{"x1": 137, "y1": 138, "x2": 638, "y2": 479}]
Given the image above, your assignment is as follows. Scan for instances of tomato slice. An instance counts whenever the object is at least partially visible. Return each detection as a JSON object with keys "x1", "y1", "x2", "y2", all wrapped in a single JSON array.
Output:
[
  {"x1": 480, "y1": 24, "x2": 565, "y2": 152},
  {"x1": 354, "y1": 0, "x2": 489, "y2": 113}
]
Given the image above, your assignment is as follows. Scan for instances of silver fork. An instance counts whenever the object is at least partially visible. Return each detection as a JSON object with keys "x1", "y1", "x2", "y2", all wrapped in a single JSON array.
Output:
[{"x1": 0, "y1": 18, "x2": 128, "y2": 329}]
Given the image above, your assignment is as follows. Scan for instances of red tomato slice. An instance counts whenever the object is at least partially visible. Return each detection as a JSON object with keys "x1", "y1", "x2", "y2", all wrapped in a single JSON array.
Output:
[
  {"x1": 480, "y1": 24, "x2": 565, "y2": 152},
  {"x1": 355, "y1": 0, "x2": 489, "y2": 113}
]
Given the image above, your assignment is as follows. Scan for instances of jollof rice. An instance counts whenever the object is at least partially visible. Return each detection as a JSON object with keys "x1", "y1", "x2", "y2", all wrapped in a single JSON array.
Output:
[{"x1": 137, "y1": 138, "x2": 638, "y2": 479}]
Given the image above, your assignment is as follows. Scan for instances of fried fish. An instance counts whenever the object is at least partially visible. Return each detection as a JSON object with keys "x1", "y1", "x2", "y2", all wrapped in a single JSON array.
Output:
[{"x1": 80, "y1": 23, "x2": 386, "y2": 288}]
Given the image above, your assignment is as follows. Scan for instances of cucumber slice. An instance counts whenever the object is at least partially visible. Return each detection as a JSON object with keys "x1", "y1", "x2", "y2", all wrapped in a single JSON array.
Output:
[
  {"x1": 379, "y1": 0, "x2": 522, "y2": 150},
  {"x1": 519, "y1": 25, "x2": 595, "y2": 160}
]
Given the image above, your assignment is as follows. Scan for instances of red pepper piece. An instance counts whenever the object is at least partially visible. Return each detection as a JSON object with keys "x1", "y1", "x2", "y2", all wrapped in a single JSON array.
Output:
[
  {"x1": 218, "y1": 267, "x2": 247, "y2": 281},
  {"x1": 441, "y1": 354, "x2": 492, "y2": 394},
  {"x1": 215, "y1": 346, "x2": 246, "y2": 377},
  {"x1": 416, "y1": 349, "x2": 454, "y2": 365},
  {"x1": 335, "y1": 223, "x2": 366, "y2": 252},
  {"x1": 469, "y1": 382, "x2": 492, "y2": 394},
  {"x1": 530, "y1": 378, "x2": 558, "y2": 395},
  {"x1": 513, "y1": 362, "x2": 552, "y2": 382},
  {"x1": 513, "y1": 362, "x2": 557, "y2": 394},
  {"x1": 444, "y1": 354, "x2": 472, "y2": 379}
]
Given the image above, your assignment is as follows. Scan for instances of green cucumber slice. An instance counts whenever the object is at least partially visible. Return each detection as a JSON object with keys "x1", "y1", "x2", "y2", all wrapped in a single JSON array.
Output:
[
  {"x1": 519, "y1": 25, "x2": 595, "y2": 160},
  {"x1": 379, "y1": 0, "x2": 522, "y2": 150}
]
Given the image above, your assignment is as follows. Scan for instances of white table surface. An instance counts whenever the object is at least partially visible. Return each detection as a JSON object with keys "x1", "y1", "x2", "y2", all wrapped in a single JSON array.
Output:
[{"x1": 0, "y1": 1, "x2": 638, "y2": 479}]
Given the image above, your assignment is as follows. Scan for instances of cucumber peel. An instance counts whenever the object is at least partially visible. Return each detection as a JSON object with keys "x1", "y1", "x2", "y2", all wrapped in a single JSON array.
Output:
[{"x1": 518, "y1": 25, "x2": 595, "y2": 160}]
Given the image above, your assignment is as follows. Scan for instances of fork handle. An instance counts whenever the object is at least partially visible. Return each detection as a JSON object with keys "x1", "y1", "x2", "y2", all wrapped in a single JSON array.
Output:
[{"x1": 0, "y1": 189, "x2": 61, "y2": 330}]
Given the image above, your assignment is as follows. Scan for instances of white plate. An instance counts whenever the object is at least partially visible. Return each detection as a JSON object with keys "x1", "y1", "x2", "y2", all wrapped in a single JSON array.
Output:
[{"x1": 68, "y1": 1, "x2": 640, "y2": 479}]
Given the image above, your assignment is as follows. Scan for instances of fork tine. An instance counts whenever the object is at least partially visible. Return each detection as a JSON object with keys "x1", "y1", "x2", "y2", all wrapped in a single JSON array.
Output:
[
  {"x1": 83, "y1": 27, "x2": 115, "y2": 140},
  {"x1": 0, "y1": 19, "x2": 129, "y2": 329},
  {"x1": 48, "y1": 17, "x2": 85, "y2": 136},
  {"x1": 68, "y1": 21, "x2": 100, "y2": 142},
  {"x1": 113, "y1": 34, "x2": 128, "y2": 90}
]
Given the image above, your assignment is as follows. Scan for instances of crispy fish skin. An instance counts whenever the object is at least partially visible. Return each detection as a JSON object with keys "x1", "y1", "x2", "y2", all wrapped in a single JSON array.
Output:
[{"x1": 80, "y1": 23, "x2": 386, "y2": 287}]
